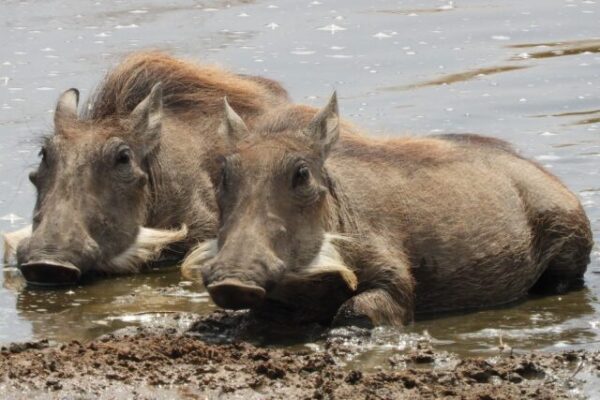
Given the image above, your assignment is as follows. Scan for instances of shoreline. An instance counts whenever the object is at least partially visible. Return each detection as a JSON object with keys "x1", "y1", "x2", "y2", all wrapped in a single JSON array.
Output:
[{"x1": 1, "y1": 312, "x2": 598, "y2": 399}]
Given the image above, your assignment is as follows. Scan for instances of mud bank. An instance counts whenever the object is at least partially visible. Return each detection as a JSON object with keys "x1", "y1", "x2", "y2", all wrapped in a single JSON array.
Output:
[{"x1": 1, "y1": 311, "x2": 599, "y2": 399}]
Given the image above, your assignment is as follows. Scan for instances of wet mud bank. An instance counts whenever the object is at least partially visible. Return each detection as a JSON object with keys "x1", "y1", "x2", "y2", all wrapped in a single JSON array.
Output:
[{"x1": 1, "y1": 311, "x2": 599, "y2": 399}]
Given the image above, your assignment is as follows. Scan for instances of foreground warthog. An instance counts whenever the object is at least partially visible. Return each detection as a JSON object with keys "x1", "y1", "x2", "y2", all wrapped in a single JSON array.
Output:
[
  {"x1": 2, "y1": 52, "x2": 287, "y2": 285},
  {"x1": 183, "y1": 94, "x2": 593, "y2": 326}
]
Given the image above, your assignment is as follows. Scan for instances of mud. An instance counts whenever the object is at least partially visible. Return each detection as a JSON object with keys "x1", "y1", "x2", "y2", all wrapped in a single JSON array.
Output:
[
  {"x1": 2, "y1": 0, "x2": 600, "y2": 358},
  {"x1": 1, "y1": 311, "x2": 598, "y2": 399}
]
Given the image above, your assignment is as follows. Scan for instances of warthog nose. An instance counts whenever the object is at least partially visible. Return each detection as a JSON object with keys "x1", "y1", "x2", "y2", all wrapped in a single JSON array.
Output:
[
  {"x1": 206, "y1": 278, "x2": 266, "y2": 310},
  {"x1": 19, "y1": 260, "x2": 81, "y2": 286}
]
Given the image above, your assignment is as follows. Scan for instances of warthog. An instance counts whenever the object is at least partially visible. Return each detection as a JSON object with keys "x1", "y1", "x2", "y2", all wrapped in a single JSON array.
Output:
[
  {"x1": 183, "y1": 94, "x2": 593, "y2": 326},
  {"x1": 2, "y1": 52, "x2": 288, "y2": 285}
]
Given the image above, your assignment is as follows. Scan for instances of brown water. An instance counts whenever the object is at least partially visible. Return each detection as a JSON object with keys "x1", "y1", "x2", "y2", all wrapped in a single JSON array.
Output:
[{"x1": 0, "y1": 0, "x2": 599, "y2": 359}]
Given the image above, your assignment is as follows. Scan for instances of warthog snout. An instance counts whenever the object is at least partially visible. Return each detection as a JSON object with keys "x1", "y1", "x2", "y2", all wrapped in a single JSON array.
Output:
[
  {"x1": 206, "y1": 278, "x2": 266, "y2": 310},
  {"x1": 201, "y1": 257, "x2": 283, "y2": 310},
  {"x1": 15, "y1": 222, "x2": 100, "y2": 286},
  {"x1": 19, "y1": 260, "x2": 82, "y2": 286}
]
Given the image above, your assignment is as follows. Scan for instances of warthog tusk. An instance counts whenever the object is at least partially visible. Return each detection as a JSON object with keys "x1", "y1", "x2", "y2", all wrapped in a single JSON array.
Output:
[
  {"x1": 107, "y1": 225, "x2": 188, "y2": 274},
  {"x1": 2, "y1": 225, "x2": 32, "y2": 265},
  {"x1": 180, "y1": 239, "x2": 218, "y2": 280},
  {"x1": 284, "y1": 233, "x2": 358, "y2": 291}
]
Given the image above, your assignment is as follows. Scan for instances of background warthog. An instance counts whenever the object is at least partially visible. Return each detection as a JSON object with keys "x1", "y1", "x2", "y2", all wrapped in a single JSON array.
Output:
[
  {"x1": 2, "y1": 52, "x2": 288, "y2": 285},
  {"x1": 183, "y1": 94, "x2": 593, "y2": 327}
]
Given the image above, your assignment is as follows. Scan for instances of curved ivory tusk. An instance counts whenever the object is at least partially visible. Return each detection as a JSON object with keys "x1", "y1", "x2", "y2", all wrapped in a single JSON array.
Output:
[
  {"x1": 2, "y1": 225, "x2": 32, "y2": 265},
  {"x1": 107, "y1": 225, "x2": 188, "y2": 274},
  {"x1": 180, "y1": 239, "x2": 218, "y2": 280},
  {"x1": 284, "y1": 233, "x2": 358, "y2": 291}
]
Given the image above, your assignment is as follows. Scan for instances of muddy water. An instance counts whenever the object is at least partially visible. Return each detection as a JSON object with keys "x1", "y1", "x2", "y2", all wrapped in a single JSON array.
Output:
[{"x1": 0, "y1": 0, "x2": 599, "y2": 358}]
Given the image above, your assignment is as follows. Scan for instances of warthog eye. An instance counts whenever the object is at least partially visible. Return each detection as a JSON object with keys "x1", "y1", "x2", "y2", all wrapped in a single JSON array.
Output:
[
  {"x1": 293, "y1": 165, "x2": 310, "y2": 188},
  {"x1": 116, "y1": 148, "x2": 132, "y2": 165}
]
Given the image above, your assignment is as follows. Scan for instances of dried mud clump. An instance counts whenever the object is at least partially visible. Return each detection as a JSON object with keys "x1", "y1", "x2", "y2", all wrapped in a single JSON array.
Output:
[{"x1": 0, "y1": 312, "x2": 598, "y2": 399}]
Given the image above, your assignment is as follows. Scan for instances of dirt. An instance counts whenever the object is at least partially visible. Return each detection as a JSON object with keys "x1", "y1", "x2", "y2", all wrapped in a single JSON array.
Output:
[{"x1": 0, "y1": 311, "x2": 598, "y2": 399}]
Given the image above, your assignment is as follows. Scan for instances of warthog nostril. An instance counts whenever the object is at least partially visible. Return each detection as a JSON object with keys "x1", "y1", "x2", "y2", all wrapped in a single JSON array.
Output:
[
  {"x1": 19, "y1": 260, "x2": 81, "y2": 286},
  {"x1": 206, "y1": 278, "x2": 266, "y2": 310}
]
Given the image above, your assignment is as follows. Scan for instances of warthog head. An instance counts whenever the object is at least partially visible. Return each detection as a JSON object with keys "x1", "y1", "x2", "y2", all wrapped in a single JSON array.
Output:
[
  {"x1": 183, "y1": 94, "x2": 356, "y2": 315},
  {"x1": 6, "y1": 84, "x2": 186, "y2": 285}
]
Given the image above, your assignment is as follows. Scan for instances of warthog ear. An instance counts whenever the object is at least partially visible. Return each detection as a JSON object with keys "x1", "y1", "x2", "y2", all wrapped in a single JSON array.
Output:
[
  {"x1": 130, "y1": 82, "x2": 162, "y2": 157},
  {"x1": 54, "y1": 88, "x2": 79, "y2": 134},
  {"x1": 305, "y1": 92, "x2": 340, "y2": 158},
  {"x1": 219, "y1": 97, "x2": 249, "y2": 143}
]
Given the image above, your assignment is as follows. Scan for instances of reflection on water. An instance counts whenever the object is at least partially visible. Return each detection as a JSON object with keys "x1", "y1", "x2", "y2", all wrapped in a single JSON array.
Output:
[
  {"x1": 1, "y1": 0, "x2": 599, "y2": 359},
  {"x1": 383, "y1": 65, "x2": 529, "y2": 91},
  {"x1": 374, "y1": 3, "x2": 456, "y2": 15},
  {"x1": 574, "y1": 117, "x2": 600, "y2": 126},
  {"x1": 509, "y1": 39, "x2": 600, "y2": 60},
  {"x1": 3, "y1": 265, "x2": 599, "y2": 357},
  {"x1": 413, "y1": 289, "x2": 599, "y2": 354},
  {"x1": 531, "y1": 108, "x2": 600, "y2": 126},
  {"x1": 533, "y1": 109, "x2": 600, "y2": 118},
  {"x1": 4, "y1": 268, "x2": 215, "y2": 343}
]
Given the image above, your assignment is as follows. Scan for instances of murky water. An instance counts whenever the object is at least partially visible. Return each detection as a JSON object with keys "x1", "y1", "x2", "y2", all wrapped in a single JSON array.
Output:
[{"x1": 1, "y1": 0, "x2": 599, "y2": 358}]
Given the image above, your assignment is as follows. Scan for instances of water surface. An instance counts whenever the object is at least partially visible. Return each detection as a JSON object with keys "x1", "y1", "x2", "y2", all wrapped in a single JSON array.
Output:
[{"x1": 1, "y1": 0, "x2": 599, "y2": 358}]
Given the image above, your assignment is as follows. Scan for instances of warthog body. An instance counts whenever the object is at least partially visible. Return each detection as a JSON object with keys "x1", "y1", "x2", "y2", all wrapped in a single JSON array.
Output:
[
  {"x1": 3, "y1": 52, "x2": 288, "y2": 284},
  {"x1": 184, "y1": 94, "x2": 593, "y2": 326}
]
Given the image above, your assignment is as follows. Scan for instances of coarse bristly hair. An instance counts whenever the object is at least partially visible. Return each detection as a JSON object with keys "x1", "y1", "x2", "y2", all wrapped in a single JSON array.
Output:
[{"x1": 83, "y1": 51, "x2": 287, "y2": 121}]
